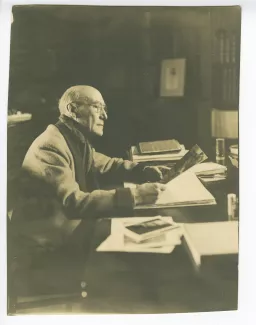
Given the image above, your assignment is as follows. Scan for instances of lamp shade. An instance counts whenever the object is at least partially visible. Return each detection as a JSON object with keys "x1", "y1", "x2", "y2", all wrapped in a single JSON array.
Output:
[{"x1": 211, "y1": 109, "x2": 238, "y2": 139}]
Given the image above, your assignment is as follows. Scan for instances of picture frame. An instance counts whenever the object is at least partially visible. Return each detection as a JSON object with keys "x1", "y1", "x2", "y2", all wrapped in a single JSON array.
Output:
[{"x1": 160, "y1": 58, "x2": 186, "y2": 97}]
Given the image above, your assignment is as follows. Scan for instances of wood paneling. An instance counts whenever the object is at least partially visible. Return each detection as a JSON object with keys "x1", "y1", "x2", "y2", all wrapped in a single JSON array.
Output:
[{"x1": 8, "y1": 6, "x2": 241, "y2": 157}]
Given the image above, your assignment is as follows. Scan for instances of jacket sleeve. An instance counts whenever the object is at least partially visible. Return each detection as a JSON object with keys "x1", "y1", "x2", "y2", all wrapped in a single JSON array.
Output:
[
  {"x1": 22, "y1": 141, "x2": 135, "y2": 219},
  {"x1": 93, "y1": 151, "x2": 148, "y2": 183}
]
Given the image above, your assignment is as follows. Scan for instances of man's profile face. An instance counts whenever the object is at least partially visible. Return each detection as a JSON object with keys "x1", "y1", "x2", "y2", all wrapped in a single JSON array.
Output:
[{"x1": 75, "y1": 90, "x2": 107, "y2": 136}]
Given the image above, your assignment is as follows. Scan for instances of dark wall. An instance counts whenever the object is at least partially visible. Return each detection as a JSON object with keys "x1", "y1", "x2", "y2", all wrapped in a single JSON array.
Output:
[{"x1": 8, "y1": 5, "x2": 241, "y2": 158}]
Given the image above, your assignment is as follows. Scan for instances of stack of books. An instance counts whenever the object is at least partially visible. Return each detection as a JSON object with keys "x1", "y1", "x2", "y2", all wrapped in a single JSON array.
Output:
[
  {"x1": 130, "y1": 139, "x2": 188, "y2": 164},
  {"x1": 97, "y1": 216, "x2": 183, "y2": 254}
]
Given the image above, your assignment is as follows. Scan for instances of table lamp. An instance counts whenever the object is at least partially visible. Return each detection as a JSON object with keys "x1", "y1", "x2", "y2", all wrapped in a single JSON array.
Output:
[{"x1": 211, "y1": 109, "x2": 238, "y2": 165}]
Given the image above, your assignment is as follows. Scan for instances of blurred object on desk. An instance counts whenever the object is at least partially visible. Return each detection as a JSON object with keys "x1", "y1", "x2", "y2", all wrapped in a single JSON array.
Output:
[
  {"x1": 229, "y1": 144, "x2": 238, "y2": 168},
  {"x1": 215, "y1": 138, "x2": 226, "y2": 165},
  {"x1": 227, "y1": 193, "x2": 239, "y2": 221}
]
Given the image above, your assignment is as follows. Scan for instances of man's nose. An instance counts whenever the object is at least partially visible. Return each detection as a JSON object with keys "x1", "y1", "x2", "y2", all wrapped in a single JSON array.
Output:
[{"x1": 100, "y1": 109, "x2": 108, "y2": 120}]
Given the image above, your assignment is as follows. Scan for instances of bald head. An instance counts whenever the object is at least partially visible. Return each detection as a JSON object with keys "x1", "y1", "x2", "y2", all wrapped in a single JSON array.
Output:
[
  {"x1": 58, "y1": 85, "x2": 107, "y2": 136},
  {"x1": 59, "y1": 85, "x2": 104, "y2": 115}
]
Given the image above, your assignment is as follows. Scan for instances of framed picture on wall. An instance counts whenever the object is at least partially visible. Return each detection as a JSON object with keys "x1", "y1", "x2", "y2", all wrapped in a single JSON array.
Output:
[{"x1": 160, "y1": 58, "x2": 186, "y2": 97}]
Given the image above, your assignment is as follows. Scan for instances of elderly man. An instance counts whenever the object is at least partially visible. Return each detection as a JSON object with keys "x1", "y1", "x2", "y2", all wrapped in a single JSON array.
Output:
[{"x1": 9, "y1": 85, "x2": 168, "y2": 295}]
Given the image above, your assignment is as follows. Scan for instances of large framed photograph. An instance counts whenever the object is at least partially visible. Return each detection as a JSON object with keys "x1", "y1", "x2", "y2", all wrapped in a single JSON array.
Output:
[{"x1": 160, "y1": 58, "x2": 186, "y2": 97}]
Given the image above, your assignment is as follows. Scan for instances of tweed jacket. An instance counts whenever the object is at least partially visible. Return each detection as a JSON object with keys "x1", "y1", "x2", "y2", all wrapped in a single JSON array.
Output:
[{"x1": 10, "y1": 116, "x2": 144, "y2": 258}]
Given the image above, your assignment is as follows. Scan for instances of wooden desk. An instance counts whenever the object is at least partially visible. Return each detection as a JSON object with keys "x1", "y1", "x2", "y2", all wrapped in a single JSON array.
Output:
[
  {"x1": 10, "y1": 180, "x2": 238, "y2": 314},
  {"x1": 80, "y1": 189, "x2": 238, "y2": 314}
]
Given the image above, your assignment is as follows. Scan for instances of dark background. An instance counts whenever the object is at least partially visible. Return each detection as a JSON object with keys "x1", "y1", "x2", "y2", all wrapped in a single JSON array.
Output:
[{"x1": 7, "y1": 5, "x2": 241, "y2": 210}]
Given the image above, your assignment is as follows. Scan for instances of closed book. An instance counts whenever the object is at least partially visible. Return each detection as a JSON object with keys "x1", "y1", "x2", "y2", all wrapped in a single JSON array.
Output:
[
  {"x1": 138, "y1": 139, "x2": 182, "y2": 154},
  {"x1": 182, "y1": 221, "x2": 239, "y2": 272},
  {"x1": 123, "y1": 216, "x2": 179, "y2": 243},
  {"x1": 131, "y1": 145, "x2": 188, "y2": 162}
]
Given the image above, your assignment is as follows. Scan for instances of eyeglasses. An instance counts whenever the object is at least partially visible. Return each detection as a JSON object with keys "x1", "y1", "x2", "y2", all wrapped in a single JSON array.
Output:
[
  {"x1": 89, "y1": 103, "x2": 108, "y2": 115},
  {"x1": 73, "y1": 97, "x2": 108, "y2": 115}
]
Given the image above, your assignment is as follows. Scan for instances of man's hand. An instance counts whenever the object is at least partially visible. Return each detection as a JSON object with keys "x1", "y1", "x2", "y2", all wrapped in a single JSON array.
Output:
[
  {"x1": 143, "y1": 166, "x2": 171, "y2": 182},
  {"x1": 131, "y1": 182, "x2": 167, "y2": 205}
]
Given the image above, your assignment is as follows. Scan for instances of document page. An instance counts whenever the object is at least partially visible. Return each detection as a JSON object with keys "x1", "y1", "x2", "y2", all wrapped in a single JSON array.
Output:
[
  {"x1": 135, "y1": 171, "x2": 216, "y2": 209},
  {"x1": 156, "y1": 171, "x2": 215, "y2": 205}
]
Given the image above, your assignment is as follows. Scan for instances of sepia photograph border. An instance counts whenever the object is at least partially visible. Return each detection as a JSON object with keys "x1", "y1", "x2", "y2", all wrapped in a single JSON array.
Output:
[{"x1": 1, "y1": 0, "x2": 256, "y2": 325}]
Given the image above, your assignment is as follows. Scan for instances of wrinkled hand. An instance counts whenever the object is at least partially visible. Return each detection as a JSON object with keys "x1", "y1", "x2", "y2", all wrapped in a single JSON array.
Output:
[
  {"x1": 143, "y1": 166, "x2": 171, "y2": 182},
  {"x1": 131, "y1": 182, "x2": 167, "y2": 205}
]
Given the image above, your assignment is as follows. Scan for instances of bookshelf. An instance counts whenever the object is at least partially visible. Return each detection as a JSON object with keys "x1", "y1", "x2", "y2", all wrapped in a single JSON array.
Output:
[{"x1": 211, "y1": 7, "x2": 241, "y2": 110}]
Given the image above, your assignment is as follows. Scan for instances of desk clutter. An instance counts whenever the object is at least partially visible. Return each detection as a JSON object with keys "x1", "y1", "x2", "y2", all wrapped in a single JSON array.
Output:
[
  {"x1": 96, "y1": 217, "x2": 239, "y2": 271},
  {"x1": 127, "y1": 142, "x2": 228, "y2": 209}
]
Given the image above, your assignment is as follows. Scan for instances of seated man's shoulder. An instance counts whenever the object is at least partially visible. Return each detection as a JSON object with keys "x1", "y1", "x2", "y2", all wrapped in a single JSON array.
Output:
[{"x1": 34, "y1": 124, "x2": 66, "y2": 149}]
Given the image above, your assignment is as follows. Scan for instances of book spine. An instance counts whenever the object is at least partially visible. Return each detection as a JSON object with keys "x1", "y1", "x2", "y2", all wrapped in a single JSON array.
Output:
[{"x1": 182, "y1": 228, "x2": 201, "y2": 272}]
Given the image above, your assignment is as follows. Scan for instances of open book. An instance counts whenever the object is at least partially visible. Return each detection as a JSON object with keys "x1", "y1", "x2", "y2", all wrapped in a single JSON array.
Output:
[{"x1": 133, "y1": 171, "x2": 216, "y2": 210}]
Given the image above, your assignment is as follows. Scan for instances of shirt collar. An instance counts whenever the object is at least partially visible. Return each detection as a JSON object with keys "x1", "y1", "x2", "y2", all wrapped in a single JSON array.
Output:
[{"x1": 59, "y1": 114, "x2": 88, "y2": 144}]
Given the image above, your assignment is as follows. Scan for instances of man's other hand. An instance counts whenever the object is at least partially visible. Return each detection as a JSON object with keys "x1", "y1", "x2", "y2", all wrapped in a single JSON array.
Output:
[
  {"x1": 131, "y1": 183, "x2": 166, "y2": 205},
  {"x1": 143, "y1": 166, "x2": 171, "y2": 182}
]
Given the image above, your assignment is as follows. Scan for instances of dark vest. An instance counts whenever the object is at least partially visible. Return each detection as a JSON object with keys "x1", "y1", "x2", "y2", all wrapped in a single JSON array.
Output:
[
  {"x1": 55, "y1": 120, "x2": 99, "y2": 192},
  {"x1": 55, "y1": 120, "x2": 99, "y2": 255}
]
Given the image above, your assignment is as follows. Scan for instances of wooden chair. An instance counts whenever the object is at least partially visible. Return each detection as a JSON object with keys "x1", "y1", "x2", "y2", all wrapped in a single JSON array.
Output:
[{"x1": 7, "y1": 217, "x2": 96, "y2": 315}]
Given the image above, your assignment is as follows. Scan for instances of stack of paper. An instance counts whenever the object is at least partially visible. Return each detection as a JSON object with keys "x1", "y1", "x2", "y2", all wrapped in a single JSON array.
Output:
[
  {"x1": 188, "y1": 162, "x2": 227, "y2": 183},
  {"x1": 130, "y1": 145, "x2": 188, "y2": 163},
  {"x1": 131, "y1": 171, "x2": 216, "y2": 210},
  {"x1": 189, "y1": 162, "x2": 227, "y2": 176},
  {"x1": 96, "y1": 217, "x2": 183, "y2": 254}
]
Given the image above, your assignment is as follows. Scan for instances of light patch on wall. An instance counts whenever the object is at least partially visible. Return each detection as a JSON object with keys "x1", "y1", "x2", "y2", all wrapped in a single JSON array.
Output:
[{"x1": 160, "y1": 58, "x2": 186, "y2": 97}]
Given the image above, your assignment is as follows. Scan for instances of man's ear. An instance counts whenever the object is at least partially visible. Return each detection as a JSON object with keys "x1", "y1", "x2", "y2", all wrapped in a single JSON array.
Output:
[{"x1": 67, "y1": 102, "x2": 78, "y2": 118}]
